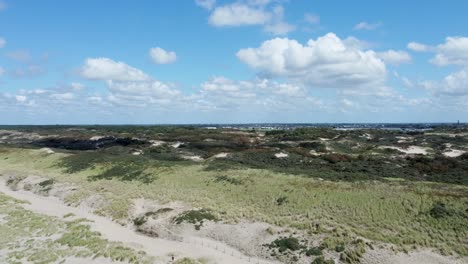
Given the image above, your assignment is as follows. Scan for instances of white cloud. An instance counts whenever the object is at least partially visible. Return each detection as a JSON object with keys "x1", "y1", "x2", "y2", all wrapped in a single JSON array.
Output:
[
  {"x1": 50, "y1": 92, "x2": 75, "y2": 101},
  {"x1": 377, "y1": 50, "x2": 411, "y2": 65},
  {"x1": 263, "y1": 5, "x2": 295, "y2": 35},
  {"x1": 197, "y1": 77, "x2": 313, "y2": 111},
  {"x1": 15, "y1": 95, "x2": 27, "y2": 103},
  {"x1": 264, "y1": 21, "x2": 295, "y2": 35},
  {"x1": 81, "y1": 58, "x2": 150, "y2": 81},
  {"x1": 207, "y1": 2, "x2": 294, "y2": 35},
  {"x1": 70, "y1": 82, "x2": 85, "y2": 91},
  {"x1": 236, "y1": 33, "x2": 386, "y2": 89},
  {"x1": 209, "y1": 2, "x2": 271, "y2": 26},
  {"x1": 0, "y1": 37, "x2": 5, "y2": 48},
  {"x1": 407, "y1": 42, "x2": 430, "y2": 52},
  {"x1": 0, "y1": 66, "x2": 4, "y2": 76},
  {"x1": 149, "y1": 47, "x2": 177, "y2": 64},
  {"x1": 195, "y1": 0, "x2": 216, "y2": 10},
  {"x1": 304, "y1": 13, "x2": 320, "y2": 24},
  {"x1": 430, "y1": 36, "x2": 468, "y2": 66},
  {"x1": 421, "y1": 69, "x2": 468, "y2": 96},
  {"x1": 354, "y1": 22, "x2": 382, "y2": 31},
  {"x1": 107, "y1": 80, "x2": 181, "y2": 98}
]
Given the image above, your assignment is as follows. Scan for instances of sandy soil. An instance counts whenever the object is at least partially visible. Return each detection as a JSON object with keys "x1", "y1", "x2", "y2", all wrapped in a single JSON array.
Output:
[
  {"x1": 274, "y1": 152, "x2": 288, "y2": 158},
  {"x1": 443, "y1": 149, "x2": 466, "y2": 157},
  {"x1": 0, "y1": 179, "x2": 276, "y2": 264},
  {"x1": 380, "y1": 145, "x2": 431, "y2": 155}
]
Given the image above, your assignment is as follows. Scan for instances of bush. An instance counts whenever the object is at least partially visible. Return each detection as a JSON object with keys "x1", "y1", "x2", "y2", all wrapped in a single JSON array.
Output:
[
  {"x1": 276, "y1": 196, "x2": 288, "y2": 206},
  {"x1": 306, "y1": 247, "x2": 323, "y2": 256},
  {"x1": 429, "y1": 201, "x2": 452, "y2": 218},
  {"x1": 335, "y1": 244, "x2": 346, "y2": 252},
  {"x1": 268, "y1": 237, "x2": 302, "y2": 252},
  {"x1": 323, "y1": 153, "x2": 352, "y2": 163},
  {"x1": 174, "y1": 209, "x2": 218, "y2": 230}
]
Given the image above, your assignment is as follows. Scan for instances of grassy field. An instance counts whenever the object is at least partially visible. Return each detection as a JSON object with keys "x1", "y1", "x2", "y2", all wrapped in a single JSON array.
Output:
[{"x1": 0, "y1": 146, "x2": 467, "y2": 260}]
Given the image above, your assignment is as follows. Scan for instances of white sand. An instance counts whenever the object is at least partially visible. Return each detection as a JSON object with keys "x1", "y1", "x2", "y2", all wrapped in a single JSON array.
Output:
[
  {"x1": 0, "y1": 179, "x2": 274, "y2": 264},
  {"x1": 39, "y1": 148, "x2": 55, "y2": 154},
  {"x1": 90, "y1": 136, "x2": 105, "y2": 141},
  {"x1": 274, "y1": 152, "x2": 288, "y2": 158},
  {"x1": 182, "y1": 155, "x2": 204, "y2": 161},
  {"x1": 443, "y1": 149, "x2": 465, "y2": 157},
  {"x1": 172, "y1": 142, "x2": 183, "y2": 148},
  {"x1": 380, "y1": 146, "x2": 430, "y2": 155},
  {"x1": 213, "y1": 153, "x2": 229, "y2": 158},
  {"x1": 150, "y1": 140, "x2": 165, "y2": 147}
]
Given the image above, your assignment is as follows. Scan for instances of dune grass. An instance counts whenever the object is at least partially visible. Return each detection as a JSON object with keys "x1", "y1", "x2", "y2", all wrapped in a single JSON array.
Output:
[
  {"x1": 0, "y1": 192, "x2": 153, "y2": 264},
  {"x1": 0, "y1": 147, "x2": 467, "y2": 257}
]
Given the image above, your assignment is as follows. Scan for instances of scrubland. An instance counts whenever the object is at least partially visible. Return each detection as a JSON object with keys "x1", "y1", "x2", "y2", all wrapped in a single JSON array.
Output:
[{"x1": 0, "y1": 126, "x2": 467, "y2": 264}]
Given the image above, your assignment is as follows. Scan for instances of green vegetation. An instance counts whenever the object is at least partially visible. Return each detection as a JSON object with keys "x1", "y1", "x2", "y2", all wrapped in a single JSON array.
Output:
[
  {"x1": 266, "y1": 237, "x2": 303, "y2": 252},
  {"x1": 0, "y1": 125, "x2": 467, "y2": 261},
  {"x1": 174, "y1": 209, "x2": 218, "y2": 230},
  {"x1": 0, "y1": 192, "x2": 152, "y2": 264}
]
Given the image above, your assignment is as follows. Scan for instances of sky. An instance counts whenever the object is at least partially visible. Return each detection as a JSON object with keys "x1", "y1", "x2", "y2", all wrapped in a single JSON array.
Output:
[{"x1": 0, "y1": 0, "x2": 468, "y2": 124}]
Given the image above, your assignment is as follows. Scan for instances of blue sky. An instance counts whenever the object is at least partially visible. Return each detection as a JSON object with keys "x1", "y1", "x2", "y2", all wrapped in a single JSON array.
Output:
[{"x1": 0, "y1": 0, "x2": 468, "y2": 124}]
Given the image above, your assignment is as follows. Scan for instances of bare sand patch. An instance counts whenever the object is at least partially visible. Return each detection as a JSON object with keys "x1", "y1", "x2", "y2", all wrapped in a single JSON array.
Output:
[
  {"x1": 274, "y1": 152, "x2": 288, "y2": 158},
  {"x1": 443, "y1": 149, "x2": 466, "y2": 157},
  {"x1": 380, "y1": 145, "x2": 431, "y2": 155}
]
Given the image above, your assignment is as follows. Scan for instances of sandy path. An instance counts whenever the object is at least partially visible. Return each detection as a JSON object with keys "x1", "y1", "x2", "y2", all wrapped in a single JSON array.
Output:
[{"x1": 0, "y1": 179, "x2": 275, "y2": 264}]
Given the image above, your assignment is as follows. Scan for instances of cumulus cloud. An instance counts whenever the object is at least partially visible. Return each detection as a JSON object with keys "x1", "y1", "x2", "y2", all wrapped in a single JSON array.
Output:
[
  {"x1": 0, "y1": 37, "x2": 5, "y2": 48},
  {"x1": 207, "y1": 1, "x2": 294, "y2": 35},
  {"x1": 81, "y1": 58, "x2": 150, "y2": 81},
  {"x1": 149, "y1": 47, "x2": 177, "y2": 64},
  {"x1": 107, "y1": 80, "x2": 181, "y2": 99},
  {"x1": 197, "y1": 76, "x2": 315, "y2": 111},
  {"x1": 430, "y1": 36, "x2": 468, "y2": 66},
  {"x1": 70, "y1": 82, "x2": 85, "y2": 91},
  {"x1": 209, "y1": 2, "x2": 271, "y2": 26},
  {"x1": 353, "y1": 22, "x2": 382, "y2": 31},
  {"x1": 195, "y1": 0, "x2": 216, "y2": 10},
  {"x1": 377, "y1": 50, "x2": 411, "y2": 65},
  {"x1": 421, "y1": 69, "x2": 468, "y2": 96},
  {"x1": 407, "y1": 42, "x2": 430, "y2": 52},
  {"x1": 236, "y1": 33, "x2": 386, "y2": 88}
]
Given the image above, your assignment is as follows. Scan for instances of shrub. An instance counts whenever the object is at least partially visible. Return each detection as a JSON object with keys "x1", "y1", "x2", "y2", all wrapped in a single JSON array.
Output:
[
  {"x1": 214, "y1": 175, "x2": 244, "y2": 185},
  {"x1": 335, "y1": 244, "x2": 346, "y2": 252},
  {"x1": 276, "y1": 196, "x2": 288, "y2": 206},
  {"x1": 174, "y1": 209, "x2": 218, "y2": 230},
  {"x1": 429, "y1": 201, "x2": 452, "y2": 218},
  {"x1": 133, "y1": 216, "x2": 147, "y2": 226},
  {"x1": 268, "y1": 237, "x2": 302, "y2": 252},
  {"x1": 305, "y1": 247, "x2": 323, "y2": 256}
]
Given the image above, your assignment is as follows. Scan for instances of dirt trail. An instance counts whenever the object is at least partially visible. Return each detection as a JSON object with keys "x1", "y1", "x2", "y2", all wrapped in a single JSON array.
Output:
[{"x1": 0, "y1": 179, "x2": 276, "y2": 264}]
